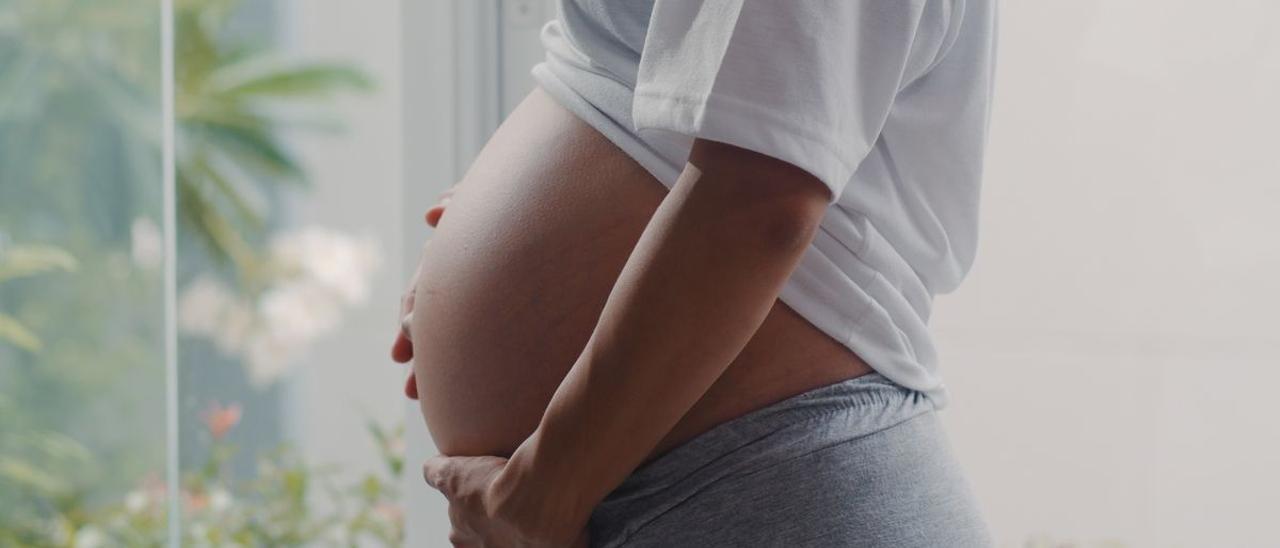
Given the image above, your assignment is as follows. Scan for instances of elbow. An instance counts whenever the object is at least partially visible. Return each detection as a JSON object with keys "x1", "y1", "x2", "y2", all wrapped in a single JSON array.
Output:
[
  {"x1": 732, "y1": 170, "x2": 830, "y2": 255},
  {"x1": 686, "y1": 138, "x2": 832, "y2": 254},
  {"x1": 753, "y1": 200, "x2": 824, "y2": 255}
]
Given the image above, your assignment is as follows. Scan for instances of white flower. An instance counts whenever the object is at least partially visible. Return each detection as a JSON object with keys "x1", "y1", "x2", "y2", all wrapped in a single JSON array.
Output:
[
  {"x1": 208, "y1": 487, "x2": 234, "y2": 513},
  {"x1": 242, "y1": 277, "x2": 349, "y2": 388},
  {"x1": 258, "y1": 280, "x2": 342, "y2": 343},
  {"x1": 244, "y1": 329, "x2": 303, "y2": 388},
  {"x1": 124, "y1": 489, "x2": 149, "y2": 513},
  {"x1": 48, "y1": 515, "x2": 71, "y2": 545},
  {"x1": 188, "y1": 523, "x2": 209, "y2": 544},
  {"x1": 178, "y1": 276, "x2": 235, "y2": 337},
  {"x1": 211, "y1": 298, "x2": 256, "y2": 355},
  {"x1": 270, "y1": 226, "x2": 380, "y2": 305},
  {"x1": 73, "y1": 526, "x2": 106, "y2": 548},
  {"x1": 179, "y1": 276, "x2": 261, "y2": 355},
  {"x1": 130, "y1": 217, "x2": 164, "y2": 270},
  {"x1": 180, "y1": 226, "x2": 381, "y2": 388}
]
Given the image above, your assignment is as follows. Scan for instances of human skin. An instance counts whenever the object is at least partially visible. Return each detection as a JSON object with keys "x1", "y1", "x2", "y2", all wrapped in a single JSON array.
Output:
[
  {"x1": 401, "y1": 86, "x2": 871, "y2": 461},
  {"x1": 397, "y1": 87, "x2": 873, "y2": 543}
]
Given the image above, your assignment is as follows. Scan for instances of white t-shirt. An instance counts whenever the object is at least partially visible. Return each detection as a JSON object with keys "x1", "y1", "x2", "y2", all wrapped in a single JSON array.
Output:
[{"x1": 533, "y1": 0, "x2": 998, "y2": 408}]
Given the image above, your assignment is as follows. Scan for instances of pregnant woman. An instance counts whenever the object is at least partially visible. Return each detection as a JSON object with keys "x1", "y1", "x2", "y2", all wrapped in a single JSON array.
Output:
[{"x1": 392, "y1": 1, "x2": 997, "y2": 546}]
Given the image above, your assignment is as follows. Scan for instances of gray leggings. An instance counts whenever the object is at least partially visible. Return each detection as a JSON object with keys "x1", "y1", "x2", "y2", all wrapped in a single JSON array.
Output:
[{"x1": 588, "y1": 373, "x2": 993, "y2": 547}]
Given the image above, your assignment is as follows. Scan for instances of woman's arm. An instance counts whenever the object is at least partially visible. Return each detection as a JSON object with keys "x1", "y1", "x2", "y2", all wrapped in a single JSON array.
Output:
[{"x1": 487, "y1": 137, "x2": 833, "y2": 540}]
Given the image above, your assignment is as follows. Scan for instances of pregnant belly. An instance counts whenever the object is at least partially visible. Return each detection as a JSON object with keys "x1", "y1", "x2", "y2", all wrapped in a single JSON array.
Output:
[{"x1": 412, "y1": 88, "x2": 871, "y2": 459}]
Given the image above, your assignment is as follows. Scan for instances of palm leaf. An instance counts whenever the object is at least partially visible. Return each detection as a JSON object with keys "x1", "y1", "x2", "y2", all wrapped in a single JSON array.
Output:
[
  {"x1": 184, "y1": 153, "x2": 266, "y2": 231},
  {"x1": 0, "y1": 245, "x2": 78, "y2": 284},
  {"x1": 177, "y1": 170, "x2": 259, "y2": 274},
  {"x1": 0, "y1": 456, "x2": 69, "y2": 494},
  {"x1": 209, "y1": 61, "x2": 372, "y2": 99},
  {"x1": 188, "y1": 119, "x2": 306, "y2": 182},
  {"x1": 0, "y1": 312, "x2": 41, "y2": 352},
  {"x1": 181, "y1": 100, "x2": 269, "y2": 132},
  {"x1": 173, "y1": 2, "x2": 223, "y2": 91}
]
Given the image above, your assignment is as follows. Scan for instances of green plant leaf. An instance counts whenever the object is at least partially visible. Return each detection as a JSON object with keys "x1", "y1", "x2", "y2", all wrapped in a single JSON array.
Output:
[
  {"x1": 181, "y1": 100, "x2": 269, "y2": 132},
  {"x1": 30, "y1": 431, "x2": 91, "y2": 464},
  {"x1": 188, "y1": 154, "x2": 266, "y2": 230},
  {"x1": 0, "y1": 456, "x2": 69, "y2": 495},
  {"x1": 190, "y1": 120, "x2": 306, "y2": 183},
  {"x1": 0, "y1": 244, "x2": 78, "y2": 284},
  {"x1": 0, "y1": 312, "x2": 41, "y2": 351},
  {"x1": 178, "y1": 171, "x2": 260, "y2": 274},
  {"x1": 209, "y1": 61, "x2": 372, "y2": 99}
]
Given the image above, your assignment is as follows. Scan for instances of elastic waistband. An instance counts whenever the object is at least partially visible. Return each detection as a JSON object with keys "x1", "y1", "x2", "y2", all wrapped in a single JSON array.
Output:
[{"x1": 591, "y1": 372, "x2": 933, "y2": 539}]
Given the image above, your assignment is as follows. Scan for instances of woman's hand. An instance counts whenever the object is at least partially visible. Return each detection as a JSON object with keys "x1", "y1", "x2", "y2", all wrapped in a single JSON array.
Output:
[
  {"x1": 423, "y1": 453, "x2": 591, "y2": 547},
  {"x1": 391, "y1": 185, "x2": 457, "y2": 399}
]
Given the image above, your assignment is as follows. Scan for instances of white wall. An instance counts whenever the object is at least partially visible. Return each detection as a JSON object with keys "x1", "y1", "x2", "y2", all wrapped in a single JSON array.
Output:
[{"x1": 933, "y1": 1, "x2": 1280, "y2": 546}]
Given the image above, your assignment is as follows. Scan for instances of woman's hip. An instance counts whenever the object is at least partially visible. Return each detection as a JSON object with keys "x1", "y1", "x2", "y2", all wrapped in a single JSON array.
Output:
[{"x1": 588, "y1": 373, "x2": 992, "y2": 547}]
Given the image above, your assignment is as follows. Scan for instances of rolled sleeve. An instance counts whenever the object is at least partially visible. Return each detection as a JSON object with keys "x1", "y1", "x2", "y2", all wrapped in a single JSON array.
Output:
[{"x1": 632, "y1": 0, "x2": 935, "y2": 202}]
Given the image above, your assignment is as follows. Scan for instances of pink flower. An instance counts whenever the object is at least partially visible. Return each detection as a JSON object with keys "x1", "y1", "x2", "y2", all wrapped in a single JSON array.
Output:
[
  {"x1": 184, "y1": 490, "x2": 209, "y2": 513},
  {"x1": 375, "y1": 502, "x2": 404, "y2": 524},
  {"x1": 201, "y1": 402, "x2": 242, "y2": 440}
]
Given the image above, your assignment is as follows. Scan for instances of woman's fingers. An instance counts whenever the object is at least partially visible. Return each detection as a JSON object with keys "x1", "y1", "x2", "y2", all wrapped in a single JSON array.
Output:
[
  {"x1": 397, "y1": 185, "x2": 455, "y2": 400},
  {"x1": 400, "y1": 310, "x2": 415, "y2": 338},
  {"x1": 425, "y1": 197, "x2": 450, "y2": 227},
  {"x1": 425, "y1": 186, "x2": 456, "y2": 228},
  {"x1": 425, "y1": 203, "x2": 445, "y2": 227},
  {"x1": 391, "y1": 331, "x2": 414, "y2": 363},
  {"x1": 404, "y1": 370, "x2": 419, "y2": 400},
  {"x1": 392, "y1": 263, "x2": 420, "y2": 363}
]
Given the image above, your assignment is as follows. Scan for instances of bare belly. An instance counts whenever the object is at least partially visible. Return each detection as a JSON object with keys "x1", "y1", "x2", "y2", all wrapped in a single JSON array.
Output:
[{"x1": 412, "y1": 87, "x2": 872, "y2": 461}]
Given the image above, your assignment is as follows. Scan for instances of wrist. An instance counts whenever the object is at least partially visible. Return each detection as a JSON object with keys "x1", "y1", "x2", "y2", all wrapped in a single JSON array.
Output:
[{"x1": 487, "y1": 429, "x2": 597, "y2": 545}]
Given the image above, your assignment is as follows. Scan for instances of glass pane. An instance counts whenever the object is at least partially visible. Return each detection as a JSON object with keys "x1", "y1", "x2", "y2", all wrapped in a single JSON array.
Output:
[
  {"x1": 173, "y1": 0, "x2": 404, "y2": 545},
  {"x1": 0, "y1": 0, "x2": 171, "y2": 544}
]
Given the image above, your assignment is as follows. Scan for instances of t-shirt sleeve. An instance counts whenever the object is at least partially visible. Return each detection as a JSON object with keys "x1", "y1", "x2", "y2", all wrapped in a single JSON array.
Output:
[{"x1": 632, "y1": 0, "x2": 941, "y2": 202}]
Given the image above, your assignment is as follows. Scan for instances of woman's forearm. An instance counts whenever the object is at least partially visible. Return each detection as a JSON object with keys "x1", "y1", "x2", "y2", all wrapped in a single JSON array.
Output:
[{"x1": 491, "y1": 139, "x2": 833, "y2": 530}]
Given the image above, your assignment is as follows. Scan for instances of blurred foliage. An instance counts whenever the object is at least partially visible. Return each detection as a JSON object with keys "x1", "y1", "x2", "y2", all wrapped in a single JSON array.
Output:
[
  {"x1": 0, "y1": 244, "x2": 77, "y2": 351},
  {"x1": 1, "y1": 404, "x2": 405, "y2": 547},
  {"x1": 0, "y1": 0, "x2": 374, "y2": 544},
  {"x1": 0, "y1": 0, "x2": 370, "y2": 285},
  {"x1": 172, "y1": 0, "x2": 370, "y2": 289}
]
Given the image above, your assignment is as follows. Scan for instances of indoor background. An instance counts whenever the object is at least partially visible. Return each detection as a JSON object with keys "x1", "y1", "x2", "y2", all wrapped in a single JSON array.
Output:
[{"x1": 1, "y1": 1, "x2": 1276, "y2": 546}]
